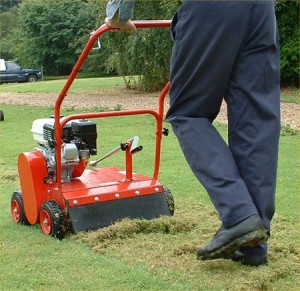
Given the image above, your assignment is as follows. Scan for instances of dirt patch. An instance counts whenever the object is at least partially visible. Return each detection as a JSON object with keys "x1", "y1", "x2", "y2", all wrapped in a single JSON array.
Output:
[{"x1": 1, "y1": 89, "x2": 299, "y2": 128}]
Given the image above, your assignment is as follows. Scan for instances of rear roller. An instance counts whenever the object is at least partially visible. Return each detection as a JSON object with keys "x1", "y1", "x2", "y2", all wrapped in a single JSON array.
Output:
[
  {"x1": 11, "y1": 191, "x2": 29, "y2": 225},
  {"x1": 40, "y1": 200, "x2": 65, "y2": 239}
]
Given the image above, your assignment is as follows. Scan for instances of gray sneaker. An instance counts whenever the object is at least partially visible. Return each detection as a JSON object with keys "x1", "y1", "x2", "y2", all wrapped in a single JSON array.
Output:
[{"x1": 197, "y1": 214, "x2": 268, "y2": 261}]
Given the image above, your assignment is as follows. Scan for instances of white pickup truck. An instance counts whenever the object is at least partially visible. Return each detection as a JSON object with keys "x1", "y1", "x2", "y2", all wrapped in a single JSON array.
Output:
[{"x1": 0, "y1": 59, "x2": 42, "y2": 84}]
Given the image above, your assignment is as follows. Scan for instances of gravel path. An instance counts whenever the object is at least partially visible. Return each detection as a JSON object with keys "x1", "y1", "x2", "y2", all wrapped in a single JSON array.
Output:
[{"x1": 1, "y1": 91, "x2": 299, "y2": 128}]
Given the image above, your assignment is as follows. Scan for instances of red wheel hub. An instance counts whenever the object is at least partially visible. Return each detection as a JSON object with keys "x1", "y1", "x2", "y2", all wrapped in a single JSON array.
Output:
[
  {"x1": 40, "y1": 210, "x2": 52, "y2": 235},
  {"x1": 11, "y1": 200, "x2": 21, "y2": 223}
]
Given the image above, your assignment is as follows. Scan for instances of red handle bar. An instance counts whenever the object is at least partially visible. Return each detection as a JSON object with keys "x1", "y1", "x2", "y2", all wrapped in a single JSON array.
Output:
[
  {"x1": 54, "y1": 20, "x2": 171, "y2": 186},
  {"x1": 55, "y1": 20, "x2": 171, "y2": 111}
]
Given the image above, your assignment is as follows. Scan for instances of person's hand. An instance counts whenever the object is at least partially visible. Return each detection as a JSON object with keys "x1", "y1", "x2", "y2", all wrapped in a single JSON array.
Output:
[{"x1": 105, "y1": 12, "x2": 136, "y2": 33}]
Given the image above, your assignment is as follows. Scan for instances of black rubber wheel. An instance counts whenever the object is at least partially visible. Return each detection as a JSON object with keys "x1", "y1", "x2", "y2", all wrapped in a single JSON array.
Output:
[
  {"x1": 0, "y1": 110, "x2": 4, "y2": 121},
  {"x1": 164, "y1": 187, "x2": 175, "y2": 215},
  {"x1": 27, "y1": 74, "x2": 37, "y2": 82},
  {"x1": 11, "y1": 191, "x2": 29, "y2": 225},
  {"x1": 40, "y1": 200, "x2": 65, "y2": 239}
]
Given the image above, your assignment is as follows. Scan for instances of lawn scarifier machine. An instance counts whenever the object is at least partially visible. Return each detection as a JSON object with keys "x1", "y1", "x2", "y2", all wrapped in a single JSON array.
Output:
[{"x1": 11, "y1": 20, "x2": 174, "y2": 239}]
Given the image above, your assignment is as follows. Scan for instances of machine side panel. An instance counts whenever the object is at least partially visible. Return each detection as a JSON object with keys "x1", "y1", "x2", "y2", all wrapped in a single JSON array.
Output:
[{"x1": 18, "y1": 151, "x2": 48, "y2": 224}]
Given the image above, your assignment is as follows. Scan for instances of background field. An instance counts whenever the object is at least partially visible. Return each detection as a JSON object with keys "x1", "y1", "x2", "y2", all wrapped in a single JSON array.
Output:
[
  {"x1": 1, "y1": 79, "x2": 299, "y2": 104},
  {"x1": 0, "y1": 80, "x2": 299, "y2": 290}
]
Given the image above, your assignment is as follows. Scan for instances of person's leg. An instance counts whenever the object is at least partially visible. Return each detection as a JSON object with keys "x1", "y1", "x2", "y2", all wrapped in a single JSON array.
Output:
[
  {"x1": 167, "y1": 1, "x2": 259, "y2": 227},
  {"x1": 167, "y1": 1, "x2": 275, "y2": 261},
  {"x1": 225, "y1": 1, "x2": 280, "y2": 259}
]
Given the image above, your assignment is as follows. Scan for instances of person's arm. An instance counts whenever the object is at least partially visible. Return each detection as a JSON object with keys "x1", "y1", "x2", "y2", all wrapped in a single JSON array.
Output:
[{"x1": 105, "y1": 0, "x2": 136, "y2": 32}]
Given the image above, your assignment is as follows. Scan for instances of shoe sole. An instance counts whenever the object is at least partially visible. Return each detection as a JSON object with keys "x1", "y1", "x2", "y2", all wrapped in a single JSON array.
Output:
[{"x1": 197, "y1": 228, "x2": 268, "y2": 261}]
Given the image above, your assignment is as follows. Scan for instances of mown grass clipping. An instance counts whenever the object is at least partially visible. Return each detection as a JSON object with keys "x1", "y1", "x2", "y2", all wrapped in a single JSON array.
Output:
[{"x1": 73, "y1": 198, "x2": 299, "y2": 290}]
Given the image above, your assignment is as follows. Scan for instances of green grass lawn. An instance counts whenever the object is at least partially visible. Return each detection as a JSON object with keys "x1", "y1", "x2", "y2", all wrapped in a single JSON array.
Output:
[
  {"x1": 0, "y1": 77, "x2": 125, "y2": 94},
  {"x1": 0, "y1": 76, "x2": 299, "y2": 103},
  {"x1": 280, "y1": 87, "x2": 300, "y2": 103},
  {"x1": 0, "y1": 102, "x2": 299, "y2": 290}
]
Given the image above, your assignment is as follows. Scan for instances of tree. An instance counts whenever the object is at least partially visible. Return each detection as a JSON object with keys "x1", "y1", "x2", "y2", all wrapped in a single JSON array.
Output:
[
  {"x1": 0, "y1": 6, "x2": 19, "y2": 59},
  {"x1": 11, "y1": 0, "x2": 95, "y2": 75},
  {"x1": 276, "y1": 0, "x2": 299, "y2": 86},
  {"x1": 92, "y1": 0, "x2": 299, "y2": 90},
  {"x1": 90, "y1": 0, "x2": 179, "y2": 91},
  {"x1": 0, "y1": 0, "x2": 21, "y2": 12},
  {"x1": 2, "y1": 0, "x2": 297, "y2": 87}
]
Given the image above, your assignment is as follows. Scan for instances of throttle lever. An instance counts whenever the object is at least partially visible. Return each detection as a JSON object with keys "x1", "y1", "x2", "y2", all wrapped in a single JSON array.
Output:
[{"x1": 89, "y1": 136, "x2": 142, "y2": 167}]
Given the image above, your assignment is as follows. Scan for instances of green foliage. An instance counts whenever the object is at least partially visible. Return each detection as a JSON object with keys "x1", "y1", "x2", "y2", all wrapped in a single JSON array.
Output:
[
  {"x1": 276, "y1": 0, "x2": 299, "y2": 86},
  {"x1": 0, "y1": 0, "x2": 20, "y2": 12},
  {"x1": 0, "y1": 0, "x2": 298, "y2": 88},
  {"x1": 10, "y1": 0, "x2": 96, "y2": 75},
  {"x1": 98, "y1": 0, "x2": 300, "y2": 90},
  {"x1": 91, "y1": 0, "x2": 179, "y2": 92},
  {"x1": 0, "y1": 6, "x2": 19, "y2": 59}
]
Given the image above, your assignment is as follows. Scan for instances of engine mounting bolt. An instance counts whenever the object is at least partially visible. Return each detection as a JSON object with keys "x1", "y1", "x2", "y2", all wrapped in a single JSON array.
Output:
[
  {"x1": 94, "y1": 197, "x2": 99, "y2": 201},
  {"x1": 155, "y1": 187, "x2": 159, "y2": 192},
  {"x1": 73, "y1": 200, "x2": 78, "y2": 205},
  {"x1": 115, "y1": 193, "x2": 120, "y2": 199},
  {"x1": 135, "y1": 190, "x2": 140, "y2": 196}
]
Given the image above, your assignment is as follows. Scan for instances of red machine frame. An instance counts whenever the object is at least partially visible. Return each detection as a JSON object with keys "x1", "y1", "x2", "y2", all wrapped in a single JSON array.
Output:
[
  {"x1": 13, "y1": 20, "x2": 173, "y2": 237},
  {"x1": 54, "y1": 20, "x2": 171, "y2": 205}
]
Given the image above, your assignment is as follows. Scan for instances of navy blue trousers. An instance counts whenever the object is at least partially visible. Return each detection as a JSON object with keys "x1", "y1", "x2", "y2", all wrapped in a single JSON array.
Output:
[{"x1": 166, "y1": 1, "x2": 280, "y2": 256}]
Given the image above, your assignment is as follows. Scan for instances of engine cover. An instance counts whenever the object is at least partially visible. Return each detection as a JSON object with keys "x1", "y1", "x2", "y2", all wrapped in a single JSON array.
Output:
[
  {"x1": 31, "y1": 118, "x2": 57, "y2": 145},
  {"x1": 31, "y1": 118, "x2": 97, "y2": 155}
]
